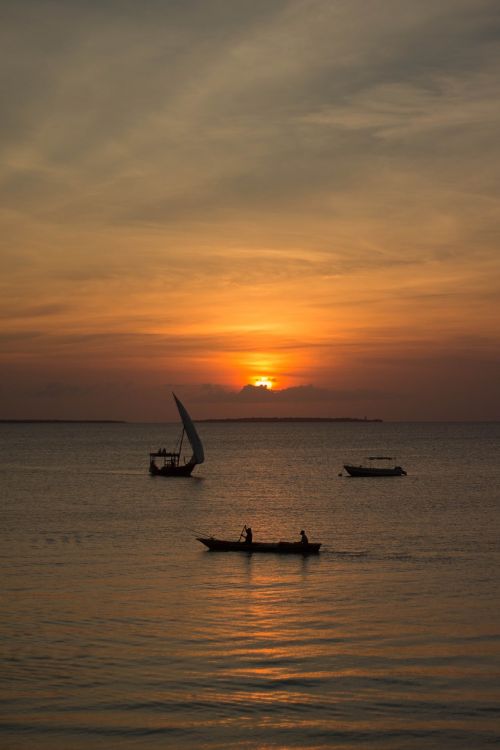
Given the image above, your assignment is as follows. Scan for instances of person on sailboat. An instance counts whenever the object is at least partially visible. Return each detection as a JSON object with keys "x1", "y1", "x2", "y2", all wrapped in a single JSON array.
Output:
[
  {"x1": 244, "y1": 526, "x2": 253, "y2": 544},
  {"x1": 300, "y1": 530, "x2": 309, "y2": 544}
]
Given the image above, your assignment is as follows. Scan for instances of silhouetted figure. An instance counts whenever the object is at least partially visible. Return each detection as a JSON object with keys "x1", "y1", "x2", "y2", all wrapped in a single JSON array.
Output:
[
  {"x1": 300, "y1": 530, "x2": 309, "y2": 545},
  {"x1": 150, "y1": 459, "x2": 158, "y2": 472},
  {"x1": 244, "y1": 527, "x2": 253, "y2": 544}
]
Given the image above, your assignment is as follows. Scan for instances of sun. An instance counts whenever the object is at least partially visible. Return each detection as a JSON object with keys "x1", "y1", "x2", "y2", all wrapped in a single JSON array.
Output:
[{"x1": 254, "y1": 376, "x2": 275, "y2": 389}]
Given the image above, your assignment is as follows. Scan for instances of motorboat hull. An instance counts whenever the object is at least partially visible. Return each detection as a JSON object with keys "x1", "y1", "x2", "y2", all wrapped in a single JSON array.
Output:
[{"x1": 343, "y1": 464, "x2": 406, "y2": 477}]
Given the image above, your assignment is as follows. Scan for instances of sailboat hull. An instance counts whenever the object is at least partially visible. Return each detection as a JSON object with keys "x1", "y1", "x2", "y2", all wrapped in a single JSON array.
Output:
[{"x1": 150, "y1": 460, "x2": 196, "y2": 477}]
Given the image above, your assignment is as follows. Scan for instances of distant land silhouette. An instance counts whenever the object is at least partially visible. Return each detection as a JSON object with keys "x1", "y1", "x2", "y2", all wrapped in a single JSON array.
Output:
[
  {"x1": 199, "y1": 417, "x2": 382, "y2": 423},
  {"x1": 0, "y1": 419, "x2": 126, "y2": 424},
  {"x1": 0, "y1": 417, "x2": 382, "y2": 424}
]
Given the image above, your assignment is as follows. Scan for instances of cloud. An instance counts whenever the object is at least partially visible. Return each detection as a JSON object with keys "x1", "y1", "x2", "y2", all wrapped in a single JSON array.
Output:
[
  {"x1": 0, "y1": 303, "x2": 70, "y2": 320},
  {"x1": 34, "y1": 382, "x2": 97, "y2": 399},
  {"x1": 302, "y1": 76, "x2": 500, "y2": 141},
  {"x1": 0, "y1": 330, "x2": 42, "y2": 345},
  {"x1": 178, "y1": 382, "x2": 393, "y2": 404},
  {"x1": 237, "y1": 383, "x2": 387, "y2": 402},
  {"x1": 1, "y1": 0, "x2": 500, "y2": 421},
  {"x1": 3, "y1": 0, "x2": 499, "y2": 229}
]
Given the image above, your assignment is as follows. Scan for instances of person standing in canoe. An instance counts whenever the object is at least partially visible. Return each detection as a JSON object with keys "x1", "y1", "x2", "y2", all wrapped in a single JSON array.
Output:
[{"x1": 300, "y1": 530, "x2": 309, "y2": 544}]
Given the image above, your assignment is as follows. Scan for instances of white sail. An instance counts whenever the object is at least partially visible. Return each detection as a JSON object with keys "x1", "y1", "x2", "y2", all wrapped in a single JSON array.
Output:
[{"x1": 173, "y1": 392, "x2": 205, "y2": 465}]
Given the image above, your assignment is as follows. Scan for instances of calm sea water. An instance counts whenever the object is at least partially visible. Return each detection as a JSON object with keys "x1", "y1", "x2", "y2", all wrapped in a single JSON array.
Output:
[{"x1": 1, "y1": 421, "x2": 499, "y2": 749}]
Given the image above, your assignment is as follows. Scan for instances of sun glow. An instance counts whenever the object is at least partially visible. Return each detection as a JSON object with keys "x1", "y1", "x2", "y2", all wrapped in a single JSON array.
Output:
[{"x1": 254, "y1": 376, "x2": 275, "y2": 389}]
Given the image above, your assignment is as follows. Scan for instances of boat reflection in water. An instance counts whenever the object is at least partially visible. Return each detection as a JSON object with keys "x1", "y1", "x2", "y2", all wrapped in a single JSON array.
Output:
[{"x1": 343, "y1": 456, "x2": 407, "y2": 477}]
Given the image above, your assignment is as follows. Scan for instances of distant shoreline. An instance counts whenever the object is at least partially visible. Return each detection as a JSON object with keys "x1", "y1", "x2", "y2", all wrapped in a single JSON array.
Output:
[
  {"x1": 198, "y1": 417, "x2": 383, "y2": 423},
  {"x1": 0, "y1": 417, "x2": 381, "y2": 424},
  {"x1": 3, "y1": 418, "x2": 498, "y2": 424},
  {"x1": 0, "y1": 419, "x2": 126, "y2": 424}
]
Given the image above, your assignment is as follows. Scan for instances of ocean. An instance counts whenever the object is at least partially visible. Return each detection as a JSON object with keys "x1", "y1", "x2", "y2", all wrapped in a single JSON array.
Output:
[{"x1": 1, "y1": 420, "x2": 499, "y2": 749}]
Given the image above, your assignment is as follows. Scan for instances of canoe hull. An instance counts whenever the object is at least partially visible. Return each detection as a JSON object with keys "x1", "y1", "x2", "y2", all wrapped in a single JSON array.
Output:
[
  {"x1": 343, "y1": 464, "x2": 406, "y2": 477},
  {"x1": 197, "y1": 538, "x2": 321, "y2": 555}
]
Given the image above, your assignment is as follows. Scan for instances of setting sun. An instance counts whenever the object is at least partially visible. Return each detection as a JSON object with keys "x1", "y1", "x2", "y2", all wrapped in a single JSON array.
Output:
[{"x1": 254, "y1": 376, "x2": 275, "y2": 389}]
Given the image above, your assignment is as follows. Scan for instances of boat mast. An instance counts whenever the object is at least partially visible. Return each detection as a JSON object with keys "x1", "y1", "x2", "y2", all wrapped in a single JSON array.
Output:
[{"x1": 177, "y1": 427, "x2": 185, "y2": 465}]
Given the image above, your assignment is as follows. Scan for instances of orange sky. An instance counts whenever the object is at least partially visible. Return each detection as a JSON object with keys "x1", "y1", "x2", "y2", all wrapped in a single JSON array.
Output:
[{"x1": 1, "y1": 1, "x2": 499, "y2": 420}]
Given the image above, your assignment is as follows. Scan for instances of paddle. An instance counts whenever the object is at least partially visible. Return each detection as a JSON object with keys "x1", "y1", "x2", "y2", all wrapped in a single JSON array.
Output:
[{"x1": 187, "y1": 526, "x2": 215, "y2": 539}]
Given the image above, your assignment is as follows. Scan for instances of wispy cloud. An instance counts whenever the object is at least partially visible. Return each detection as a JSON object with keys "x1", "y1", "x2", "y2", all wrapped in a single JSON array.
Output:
[
  {"x1": 302, "y1": 75, "x2": 500, "y2": 140},
  {"x1": 0, "y1": 304, "x2": 70, "y2": 320}
]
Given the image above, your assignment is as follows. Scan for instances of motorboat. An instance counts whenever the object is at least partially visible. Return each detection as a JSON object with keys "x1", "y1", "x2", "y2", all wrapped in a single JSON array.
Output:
[{"x1": 343, "y1": 456, "x2": 406, "y2": 477}]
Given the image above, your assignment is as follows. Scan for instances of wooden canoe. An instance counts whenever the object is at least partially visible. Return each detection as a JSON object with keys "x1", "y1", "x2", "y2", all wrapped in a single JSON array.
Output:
[{"x1": 197, "y1": 537, "x2": 321, "y2": 555}]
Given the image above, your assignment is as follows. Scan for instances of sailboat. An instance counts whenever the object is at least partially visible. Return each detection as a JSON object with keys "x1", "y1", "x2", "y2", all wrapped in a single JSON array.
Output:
[{"x1": 149, "y1": 393, "x2": 205, "y2": 477}]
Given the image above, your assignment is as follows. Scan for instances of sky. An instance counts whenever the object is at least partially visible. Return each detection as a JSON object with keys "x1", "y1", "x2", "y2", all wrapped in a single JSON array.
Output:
[{"x1": 1, "y1": 0, "x2": 499, "y2": 421}]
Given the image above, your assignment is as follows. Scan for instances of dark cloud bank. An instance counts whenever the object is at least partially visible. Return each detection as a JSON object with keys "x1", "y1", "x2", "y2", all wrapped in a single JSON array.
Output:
[{"x1": 175, "y1": 383, "x2": 390, "y2": 404}]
